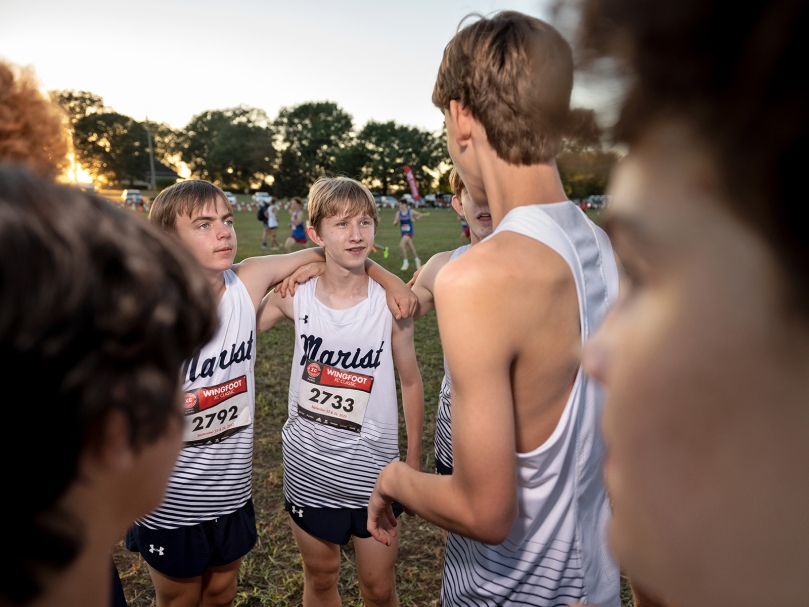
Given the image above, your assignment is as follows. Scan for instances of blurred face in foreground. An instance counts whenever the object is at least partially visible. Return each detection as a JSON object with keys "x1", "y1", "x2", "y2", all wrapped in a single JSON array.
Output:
[{"x1": 583, "y1": 124, "x2": 809, "y2": 607}]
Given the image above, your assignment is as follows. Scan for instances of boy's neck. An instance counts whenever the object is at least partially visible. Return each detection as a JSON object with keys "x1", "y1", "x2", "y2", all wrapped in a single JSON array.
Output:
[
  {"x1": 316, "y1": 261, "x2": 369, "y2": 310},
  {"x1": 476, "y1": 153, "x2": 568, "y2": 227},
  {"x1": 206, "y1": 269, "x2": 228, "y2": 302}
]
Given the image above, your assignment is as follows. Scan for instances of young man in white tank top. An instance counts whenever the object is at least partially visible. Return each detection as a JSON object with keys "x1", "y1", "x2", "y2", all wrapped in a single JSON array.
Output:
[
  {"x1": 258, "y1": 177, "x2": 424, "y2": 607},
  {"x1": 130, "y1": 180, "x2": 416, "y2": 607},
  {"x1": 408, "y1": 168, "x2": 492, "y2": 479},
  {"x1": 367, "y1": 12, "x2": 621, "y2": 607}
]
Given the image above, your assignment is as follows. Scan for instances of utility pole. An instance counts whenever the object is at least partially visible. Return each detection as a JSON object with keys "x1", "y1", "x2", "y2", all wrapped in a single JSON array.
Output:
[{"x1": 145, "y1": 116, "x2": 157, "y2": 192}]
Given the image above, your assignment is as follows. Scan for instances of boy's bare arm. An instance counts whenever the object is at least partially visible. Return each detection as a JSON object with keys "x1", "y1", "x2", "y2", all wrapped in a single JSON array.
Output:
[
  {"x1": 366, "y1": 260, "x2": 419, "y2": 319},
  {"x1": 390, "y1": 316, "x2": 424, "y2": 471},
  {"x1": 410, "y1": 251, "x2": 452, "y2": 320},
  {"x1": 233, "y1": 248, "x2": 326, "y2": 310},
  {"x1": 257, "y1": 288, "x2": 294, "y2": 332},
  {"x1": 367, "y1": 250, "x2": 519, "y2": 545}
]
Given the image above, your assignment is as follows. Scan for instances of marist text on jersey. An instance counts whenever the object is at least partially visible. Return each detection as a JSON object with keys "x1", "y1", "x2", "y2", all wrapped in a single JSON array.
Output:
[
  {"x1": 184, "y1": 331, "x2": 254, "y2": 383},
  {"x1": 299, "y1": 333, "x2": 385, "y2": 370}
]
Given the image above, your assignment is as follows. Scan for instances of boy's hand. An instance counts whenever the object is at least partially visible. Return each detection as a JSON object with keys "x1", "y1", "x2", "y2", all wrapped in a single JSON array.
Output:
[
  {"x1": 367, "y1": 469, "x2": 399, "y2": 545},
  {"x1": 406, "y1": 266, "x2": 424, "y2": 289},
  {"x1": 274, "y1": 262, "x2": 326, "y2": 297},
  {"x1": 385, "y1": 281, "x2": 418, "y2": 320}
]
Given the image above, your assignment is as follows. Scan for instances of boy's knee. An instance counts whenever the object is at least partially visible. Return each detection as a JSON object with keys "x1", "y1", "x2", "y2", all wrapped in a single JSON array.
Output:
[
  {"x1": 358, "y1": 572, "x2": 395, "y2": 604},
  {"x1": 201, "y1": 574, "x2": 238, "y2": 607},
  {"x1": 304, "y1": 562, "x2": 340, "y2": 594}
]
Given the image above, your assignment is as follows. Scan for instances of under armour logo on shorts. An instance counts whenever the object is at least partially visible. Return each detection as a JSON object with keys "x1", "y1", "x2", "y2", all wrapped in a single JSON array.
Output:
[
  {"x1": 149, "y1": 544, "x2": 165, "y2": 556},
  {"x1": 291, "y1": 506, "x2": 304, "y2": 517}
]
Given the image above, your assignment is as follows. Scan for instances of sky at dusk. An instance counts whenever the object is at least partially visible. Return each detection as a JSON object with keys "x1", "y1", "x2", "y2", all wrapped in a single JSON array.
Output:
[{"x1": 0, "y1": 0, "x2": 615, "y2": 133}]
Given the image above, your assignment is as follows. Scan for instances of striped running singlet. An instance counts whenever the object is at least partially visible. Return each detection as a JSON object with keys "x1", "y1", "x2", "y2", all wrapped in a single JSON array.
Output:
[
  {"x1": 138, "y1": 270, "x2": 255, "y2": 529},
  {"x1": 442, "y1": 202, "x2": 621, "y2": 607},
  {"x1": 282, "y1": 277, "x2": 399, "y2": 508},
  {"x1": 434, "y1": 244, "x2": 470, "y2": 471}
]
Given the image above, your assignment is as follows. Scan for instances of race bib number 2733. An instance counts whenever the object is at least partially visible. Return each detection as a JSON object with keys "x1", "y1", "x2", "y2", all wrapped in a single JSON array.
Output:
[
  {"x1": 183, "y1": 375, "x2": 252, "y2": 446},
  {"x1": 298, "y1": 360, "x2": 373, "y2": 433}
]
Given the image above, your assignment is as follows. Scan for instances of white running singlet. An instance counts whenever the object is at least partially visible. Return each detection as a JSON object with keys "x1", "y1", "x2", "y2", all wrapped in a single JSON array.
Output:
[
  {"x1": 442, "y1": 202, "x2": 621, "y2": 607},
  {"x1": 434, "y1": 244, "x2": 470, "y2": 471},
  {"x1": 283, "y1": 277, "x2": 399, "y2": 509},
  {"x1": 138, "y1": 269, "x2": 255, "y2": 529}
]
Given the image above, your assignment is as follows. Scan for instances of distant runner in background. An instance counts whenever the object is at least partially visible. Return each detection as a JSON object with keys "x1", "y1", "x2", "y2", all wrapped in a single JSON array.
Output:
[
  {"x1": 285, "y1": 196, "x2": 310, "y2": 252},
  {"x1": 267, "y1": 197, "x2": 280, "y2": 249},
  {"x1": 392, "y1": 198, "x2": 423, "y2": 271}
]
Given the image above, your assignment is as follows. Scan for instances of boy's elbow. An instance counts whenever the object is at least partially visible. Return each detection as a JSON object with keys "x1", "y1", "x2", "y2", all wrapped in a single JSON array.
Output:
[{"x1": 466, "y1": 494, "x2": 518, "y2": 545}]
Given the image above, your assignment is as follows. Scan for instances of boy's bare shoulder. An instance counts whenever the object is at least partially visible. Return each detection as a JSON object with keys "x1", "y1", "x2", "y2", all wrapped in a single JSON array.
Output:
[{"x1": 436, "y1": 231, "x2": 574, "y2": 294}]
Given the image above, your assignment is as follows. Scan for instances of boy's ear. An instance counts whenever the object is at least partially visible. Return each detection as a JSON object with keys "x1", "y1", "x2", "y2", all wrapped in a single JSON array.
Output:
[
  {"x1": 451, "y1": 194, "x2": 465, "y2": 217},
  {"x1": 306, "y1": 225, "x2": 324, "y2": 247},
  {"x1": 449, "y1": 100, "x2": 473, "y2": 147}
]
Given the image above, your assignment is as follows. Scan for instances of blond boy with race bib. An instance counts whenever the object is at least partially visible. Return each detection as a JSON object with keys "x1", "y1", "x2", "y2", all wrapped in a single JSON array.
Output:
[
  {"x1": 128, "y1": 180, "x2": 415, "y2": 607},
  {"x1": 259, "y1": 177, "x2": 424, "y2": 607}
]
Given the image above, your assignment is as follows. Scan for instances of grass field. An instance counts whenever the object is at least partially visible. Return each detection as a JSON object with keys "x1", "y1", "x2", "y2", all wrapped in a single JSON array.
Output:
[{"x1": 113, "y1": 206, "x2": 631, "y2": 606}]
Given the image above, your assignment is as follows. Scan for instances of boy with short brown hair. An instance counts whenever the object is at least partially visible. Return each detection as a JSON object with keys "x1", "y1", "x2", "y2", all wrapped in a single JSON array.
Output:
[{"x1": 368, "y1": 12, "x2": 621, "y2": 607}]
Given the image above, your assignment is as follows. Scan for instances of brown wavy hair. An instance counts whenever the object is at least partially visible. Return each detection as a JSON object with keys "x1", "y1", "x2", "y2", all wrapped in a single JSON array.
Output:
[
  {"x1": 433, "y1": 12, "x2": 574, "y2": 165},
  {"x1": 0, "y1": 62, "x2": 71, "y2": 179}
]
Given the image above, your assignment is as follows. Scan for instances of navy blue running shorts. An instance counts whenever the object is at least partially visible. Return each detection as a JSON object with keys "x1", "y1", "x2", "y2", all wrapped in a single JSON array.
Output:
[
  {"x1": 284, "y1": 499, "x2": 404, "y2": 545},
  {"x1": 125, "y1": 499, "x2": 257, "y2": 578},
  {"x1": 435, "y1": 457, "x2": 453, "y2": 476}
]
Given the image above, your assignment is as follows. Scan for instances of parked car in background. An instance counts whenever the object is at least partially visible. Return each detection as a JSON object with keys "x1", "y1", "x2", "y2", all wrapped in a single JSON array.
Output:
[
  {"x1": 253, "y1": 192, "x2": 271, "y2": 204},
  {"x1": 121, "y1": 189, "x2": 143, "y2": 207},
  {"x1": 224, "y1": 191, "x2": 237, "y2": 206},
  {"x1": 431, "y1": 192, "x2": 453, "y2": 208},
  {"x1": 373, "y1": 194, "x2": 399, "y2": 208}
]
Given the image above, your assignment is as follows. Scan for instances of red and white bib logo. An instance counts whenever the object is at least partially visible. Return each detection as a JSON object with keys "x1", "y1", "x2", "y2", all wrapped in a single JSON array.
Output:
[
  {"x1": 307, "y1": 362, "x2": 321, "y2": 378},
  {"x1": 184, "y1": 392, "x2": 197, "y2": 411}
]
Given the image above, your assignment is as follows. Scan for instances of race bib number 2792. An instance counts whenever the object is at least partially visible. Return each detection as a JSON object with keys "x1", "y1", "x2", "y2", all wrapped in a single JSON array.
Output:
[
  {"x1": 298, "y1": 360, "x2": 373, "y2": 433},
  {"x1": 183, "y1": 375, "x2": 252, "y2": 446}
]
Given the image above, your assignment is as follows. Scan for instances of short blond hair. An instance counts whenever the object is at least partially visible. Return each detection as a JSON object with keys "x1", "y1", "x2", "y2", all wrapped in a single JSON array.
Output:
[
  {"x1": 149, "y1": 180, "x2": 232, "y2": 231},
  {"x1": 307, "y1": 177, "x2": 378, "y2": 233},
  {"x1": 449, "y1": 167, "x2": 466, "y2": 198}
]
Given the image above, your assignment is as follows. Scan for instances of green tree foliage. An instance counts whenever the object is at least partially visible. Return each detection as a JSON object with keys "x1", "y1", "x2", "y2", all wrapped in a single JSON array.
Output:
[
  {"x1": 52, "y1": 90, "x2": 106, "y2": 125},
  {"x1": 178, "y1": 106, "x2": 275, "y2": 191},
  {"x1": 71, "y1": 112, "x2": 151, "y2": 185},
  {"x1": 273, "y1": 147, "x2": 310, "y2": 198},
  {"x1": 557, "y1": 108, "x2": 619, "y2": 199},
  {"x1": 274, "y1": 101, "x2": 354, "y2": 190},
  {"x1": 352, "y1": 121, "x2": 447, "y2": 196}
]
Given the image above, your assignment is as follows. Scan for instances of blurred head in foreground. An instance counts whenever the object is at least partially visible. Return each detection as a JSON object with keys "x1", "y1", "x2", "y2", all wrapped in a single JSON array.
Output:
[
  {"x1": 0, "y1": 61, "x2": 70, "y2": 179},
  {"x1": 0, "y1": 167, "x2": 216, "y2": 605},
  {"x1": 579, "y1": 1, "x2": 809, "y2": 605}
]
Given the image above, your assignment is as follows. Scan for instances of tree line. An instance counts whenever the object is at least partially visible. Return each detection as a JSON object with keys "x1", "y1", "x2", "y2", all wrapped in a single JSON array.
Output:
[{"x1": 53, "y1": 90, "x2": 617, "y2": 199}]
